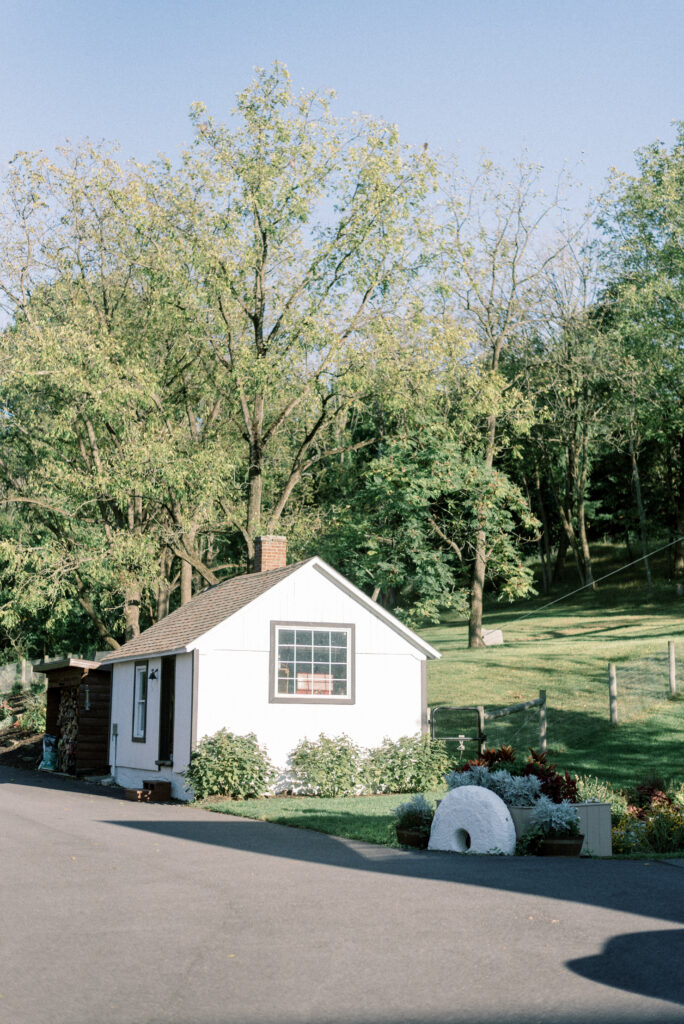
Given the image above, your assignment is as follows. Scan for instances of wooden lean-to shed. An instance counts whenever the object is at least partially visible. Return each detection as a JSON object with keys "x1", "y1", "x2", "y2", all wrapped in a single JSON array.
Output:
[{"x1": 33, "y1": 659, "x2": 112, "y2": 775}]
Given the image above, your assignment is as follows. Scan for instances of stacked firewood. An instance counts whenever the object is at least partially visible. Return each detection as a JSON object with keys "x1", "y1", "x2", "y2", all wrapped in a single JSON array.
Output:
[{"x1": 57, "y1": 688, "x2": 79, "y2": 772}]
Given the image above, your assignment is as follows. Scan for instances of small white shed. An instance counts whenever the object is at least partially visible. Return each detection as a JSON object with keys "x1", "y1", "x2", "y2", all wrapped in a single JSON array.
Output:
[{"x1": 101, "y1": 537, "x2": 440, "y2": 799}]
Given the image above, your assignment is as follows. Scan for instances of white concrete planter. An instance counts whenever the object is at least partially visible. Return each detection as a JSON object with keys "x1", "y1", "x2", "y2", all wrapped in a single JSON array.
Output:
[{"x1": 509, "y1": 803, "x2": 612, "y2": 856}]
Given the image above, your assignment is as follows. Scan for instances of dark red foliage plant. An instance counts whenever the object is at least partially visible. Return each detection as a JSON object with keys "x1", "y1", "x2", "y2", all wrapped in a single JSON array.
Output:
[
  {"x1": 460, "y1": 744, "x2": 517, "y2": 772},
  {"x1": 523, "y1": 748, "x2": 578, "y2": 804}
]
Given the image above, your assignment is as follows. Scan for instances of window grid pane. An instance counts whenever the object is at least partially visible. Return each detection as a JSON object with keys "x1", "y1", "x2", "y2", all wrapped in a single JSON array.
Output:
[{"x1": 277, "y1": 627, "x2": 349, "y2": 698}]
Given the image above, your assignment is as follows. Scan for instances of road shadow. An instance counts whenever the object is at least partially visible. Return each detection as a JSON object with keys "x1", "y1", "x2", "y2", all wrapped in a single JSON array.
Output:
[
  {"x1": 6, "y1": 764, "x2": 684, "y2": 934},
  {"x1": 567, "y1": 928, "x2": 684, "y2": 1007},
  {"x1": 103, "y1": 812, "x2": 684, "y2": 928},
  {"x1": 0, "y1": 764, "x2": 128, "y2": 800}
]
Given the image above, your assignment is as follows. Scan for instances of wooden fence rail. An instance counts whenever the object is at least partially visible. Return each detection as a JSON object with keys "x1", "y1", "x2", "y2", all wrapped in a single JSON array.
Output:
[{"x1": 431, "y1": 689, "x2": 547, "y2": 755}]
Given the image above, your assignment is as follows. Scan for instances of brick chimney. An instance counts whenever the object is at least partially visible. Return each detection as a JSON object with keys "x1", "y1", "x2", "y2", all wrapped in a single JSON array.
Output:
[{"x1": 253, "y1": 535, "x2": 287, "y2": 573}]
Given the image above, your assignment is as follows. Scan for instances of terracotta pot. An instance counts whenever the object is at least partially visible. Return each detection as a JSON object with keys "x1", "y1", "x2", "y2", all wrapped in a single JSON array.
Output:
[
  {"x1": 539, "y1": 834, "x2": 584, "y2": 857},
  {"x1": 395, "y1": 826, "x2": 429, "y2": 849}
]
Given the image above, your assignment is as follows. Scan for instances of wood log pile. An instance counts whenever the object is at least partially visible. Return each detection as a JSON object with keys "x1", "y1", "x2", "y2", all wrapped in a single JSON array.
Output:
[{"x1": 57, "y1": 687, "x2": 79, "y2": 772}]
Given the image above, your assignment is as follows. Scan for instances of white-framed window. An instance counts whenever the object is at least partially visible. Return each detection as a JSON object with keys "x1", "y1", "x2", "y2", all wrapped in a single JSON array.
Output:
[
  {"x1": 132, "y1": 662, "x2": 148, "y2": 741},
  {"x1": 271, "y1": 624, "x2": 354, "y2": 702}
]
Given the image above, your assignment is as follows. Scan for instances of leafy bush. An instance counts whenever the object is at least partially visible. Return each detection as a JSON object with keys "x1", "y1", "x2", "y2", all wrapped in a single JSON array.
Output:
[
  {"x1": 530, "y1": 795, "x2": 580, "y2": 836},
  {"x1": 0, "y1": 698, "x2": 11, "y2": 723},
  {"x1": 365, "y1": 734, "x2": 450, "y2": 793},
  {"x1": 184, "y1": 730, "x2": 276, "y2": 800},
  {"x1": 392, "y1": 794, "x2": 435, "y2": 830},
  {"x1": 18, "y1": 691, "x2": 46, "y2": 733},
  {"x1": 460, "y1": 744, "x2": 517, "y2": 770},
  {"x1": 522, "y1": 749, "x2": 578, "y2": 803},
  {"x1": 445, "y1": 764, "x2": 541, "y2": 806},
  {"x1": 576, "y1": 774, "x2": 629, "y2": 825},
  {"x1": 290, "y1": 733, "x2": 363, "y2": 797},
  {"x1": 611, "y1": 775, "x2": 684, "y2": 854},
  {"x1": 493, "y1": 771, "x2": 542, "y2": 806}
]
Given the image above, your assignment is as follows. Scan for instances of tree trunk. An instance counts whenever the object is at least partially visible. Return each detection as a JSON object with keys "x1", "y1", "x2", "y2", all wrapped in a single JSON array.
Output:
[
  {"x1": 534, "y1": 465, "x2": 551, "y2": 594},
  {"x1": 629, "y1": 431, "x2": 653, "y2": 593},
  {"x1": 674, "y1": 434, "x2": 684, "y2": 583},
  {"x1": 577, "y1": 497, "x2": 595, "y2": 589},
  {"x1": 124, "y1": 586, "x2": 141, "y2": 641},
  {"x1": 468, "y1": 527, "x2": 487, "y2": 648},
  {"x1": 552, "y1": 531, "x2": 568, "y2": 584},
  {"x1": 179, "y1": 528, "x2": 198, "y2": 606},
  {"x1": 468, "y1": 405, "x2": 497, "y2": 649},
  {"x1": 156, "y1": 547, "x2": 175, "y2": 621}
]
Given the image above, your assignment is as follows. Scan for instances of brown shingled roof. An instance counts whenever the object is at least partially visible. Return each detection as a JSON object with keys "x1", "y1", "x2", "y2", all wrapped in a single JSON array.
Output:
[{"x1": 100, "y1": 560, "x2": 307, "y2": 663}]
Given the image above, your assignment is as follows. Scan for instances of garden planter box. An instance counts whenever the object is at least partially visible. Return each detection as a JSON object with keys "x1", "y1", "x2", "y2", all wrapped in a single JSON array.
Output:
[
  {"x1": 395, "y1": 827, "x2": 429, "y2": 849},
  {"x1": 539, "y1": 835, "x2": 584, "y2": 857},
  {"x1": 509, "y1": 803, "x2": 612, "y2": 856}
]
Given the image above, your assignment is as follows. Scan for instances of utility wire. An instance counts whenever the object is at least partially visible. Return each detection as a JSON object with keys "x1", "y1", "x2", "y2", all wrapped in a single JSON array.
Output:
[{"x1": 503, "y1": 535, "x2": 684, "y2": 628}]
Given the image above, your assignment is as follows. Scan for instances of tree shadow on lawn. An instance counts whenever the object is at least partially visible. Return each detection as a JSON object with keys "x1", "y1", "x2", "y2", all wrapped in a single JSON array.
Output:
[{"x1": 543, "y1": 708, "x2": 684, "y2": 786}]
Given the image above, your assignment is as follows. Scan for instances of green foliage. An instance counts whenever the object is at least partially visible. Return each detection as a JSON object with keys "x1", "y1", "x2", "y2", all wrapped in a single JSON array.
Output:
[
  {"x1": 391, "y1": 794, "x2": 435, "y2": 830},
  {"x1": 364, "y1": 734, "x2": 451, "y2": 793},
  {"x1": 612, "y1": 804, "x2": 684, "y2": 856},
  {"x1": 184, "y1": 729, "x2": 276, "y2": 800},
  {"x1": 514, "y1": 825, "x2": 547, "y2": 856},
  {"x1": 576, "y1": 775, "x2": 629, "y2": 825},
  {"x1": 290, "y1": 733, "x2": 364, "y2": 797},
  {"x1": 18, "y1": 690, "x2": 47, "y2": 733},
  {"x1": 530, "y1": 794, "x2": 580, "y2": 836}
]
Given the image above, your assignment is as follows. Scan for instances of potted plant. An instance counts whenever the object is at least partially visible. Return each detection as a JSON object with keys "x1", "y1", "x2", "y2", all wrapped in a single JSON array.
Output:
[
  {"x1": 392, "y1": 794, "x2": 434, "y2": 849},
  {"x1": 528, "y1": 795, "x2": 583, "y2": 855}
]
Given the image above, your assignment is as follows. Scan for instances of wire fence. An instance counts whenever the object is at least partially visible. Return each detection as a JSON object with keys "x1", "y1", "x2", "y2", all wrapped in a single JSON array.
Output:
[
  {"x1": 430, "y1": 691, "x2": 547, "y2": 763},
  {"x1": 608, "y1": 642, "x2": 680, "y2": 725}
]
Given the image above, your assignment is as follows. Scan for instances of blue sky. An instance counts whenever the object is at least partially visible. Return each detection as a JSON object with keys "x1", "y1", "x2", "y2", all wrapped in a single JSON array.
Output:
[{"x1": 2, "y1": 0, "x2": 683, "y2": 207}]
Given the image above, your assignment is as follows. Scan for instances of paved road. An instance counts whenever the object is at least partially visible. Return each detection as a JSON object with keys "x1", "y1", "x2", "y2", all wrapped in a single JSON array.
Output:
[{"x1": 1, "y1": 767, "x2": 683, "y2": 1024}]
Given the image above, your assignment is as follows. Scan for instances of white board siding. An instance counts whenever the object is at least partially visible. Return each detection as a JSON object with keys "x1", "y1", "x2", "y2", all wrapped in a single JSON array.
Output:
[
  {"x1": 197, "y1": 562, "x2": 422, "y2": 660},
  {"x1": 197, "y1": 649, "x2": 422, "y2": 769},
  {"x1": 108, "y1": 651, "x2": 194, "y2": 798},
  {"x1": 195, "y1": 562, "x2": 425, "y2": 770}
]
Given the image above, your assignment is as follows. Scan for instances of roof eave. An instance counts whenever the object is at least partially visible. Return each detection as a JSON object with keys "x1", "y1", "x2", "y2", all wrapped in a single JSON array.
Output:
[
  {"x1": 310, "y1": 559, "x2": 441, "y2": 659},
  {"x1": 99, "y1": 645, "x2": 191, "y2": 666}
]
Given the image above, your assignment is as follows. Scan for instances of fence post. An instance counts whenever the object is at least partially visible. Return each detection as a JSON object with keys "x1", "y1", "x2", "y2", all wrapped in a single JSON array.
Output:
[
  {"x1": 609, "y1": 663, "x2": 618, "y2": 724},
  {"x1": 669, "y1": 641, "x2": 676, "y2": 696},
  {"x1": 476, "y1": 706, "x2": 486, "y2": 756},
  {"x1": 539, "y1": 689, "x2": 547, "y2": 753}
]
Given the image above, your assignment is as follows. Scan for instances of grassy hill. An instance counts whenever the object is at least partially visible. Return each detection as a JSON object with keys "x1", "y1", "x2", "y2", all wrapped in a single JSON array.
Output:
[{"x1": 422, "y1": 545, "x2": 684, "y2": 790}]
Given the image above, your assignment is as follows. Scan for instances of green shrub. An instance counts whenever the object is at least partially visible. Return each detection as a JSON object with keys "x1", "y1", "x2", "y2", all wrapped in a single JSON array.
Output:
[
  {"x1": 18, "y1": 691, "x2": 46, "y2": 733},
  {"x1": 290, "y1": 733, "x2": 363, "y2": 797},
  {"x1": 184, "y1": 730, "x2": 276, "y2": 800},
  {"x1": 392, "y1": 794, "x2": 435, "y2": 830},
  {"x1": 576, "y1": 774, "x2": 629, "y2": 825},
  {"x1": 612, "y1": 802, "x2": 684, "y2": 855},
  {"x1": 365, "y1": 734, "x2": 451, "y2": 793}
]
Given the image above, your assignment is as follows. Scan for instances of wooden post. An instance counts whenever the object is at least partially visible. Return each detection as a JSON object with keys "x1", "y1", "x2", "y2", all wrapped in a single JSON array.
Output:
[
  {"x1": 539, "y1": 689, "x2": 547, "y2": 753},
  {"x1": 476, "y1": 706, "x2": 486, "y2": 755},
  {"x1": 609, "y1": 663, "x2": 618, "y2": 724},
  {"x1": 669, "y1": 641, "x2": 676, "y2": 697}
]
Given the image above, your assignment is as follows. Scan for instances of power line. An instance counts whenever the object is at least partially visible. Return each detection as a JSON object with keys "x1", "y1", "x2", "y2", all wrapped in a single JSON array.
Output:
[{"x1": 505, "y1": 536, "x2": 684, "y2": 627}]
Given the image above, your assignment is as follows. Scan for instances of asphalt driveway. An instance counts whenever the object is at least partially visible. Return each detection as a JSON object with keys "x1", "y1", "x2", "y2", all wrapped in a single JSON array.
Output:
[{"x1": 1, "y1": 766, "x2": 683, "y2": 1024}]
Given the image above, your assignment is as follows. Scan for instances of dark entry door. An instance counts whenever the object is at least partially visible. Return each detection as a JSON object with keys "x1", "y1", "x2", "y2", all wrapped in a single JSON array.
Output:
[{"x1": 158, "y1": 656, "x2": 175, "y2": 765}]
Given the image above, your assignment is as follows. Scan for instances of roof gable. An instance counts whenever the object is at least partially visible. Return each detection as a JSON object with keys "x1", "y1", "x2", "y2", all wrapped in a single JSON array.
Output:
[
  {"x1": 101, "y1": 556, "x2": 440, "y2": 663},
  {"x1": 100, "y1": 560, "x2": 304, "y2": 663}
]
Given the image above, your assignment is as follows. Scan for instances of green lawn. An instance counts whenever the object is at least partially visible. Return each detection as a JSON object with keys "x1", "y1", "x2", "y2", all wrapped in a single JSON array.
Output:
[
  {"x1": 203, "y1": 546, "x2": 683, "y2": 844},
  {"x1": 200, "y1": 792, "x2": 438, "y2": 846},
  {"x1": 424, "y1": 546, "x2": 684, "y2": 790}
]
